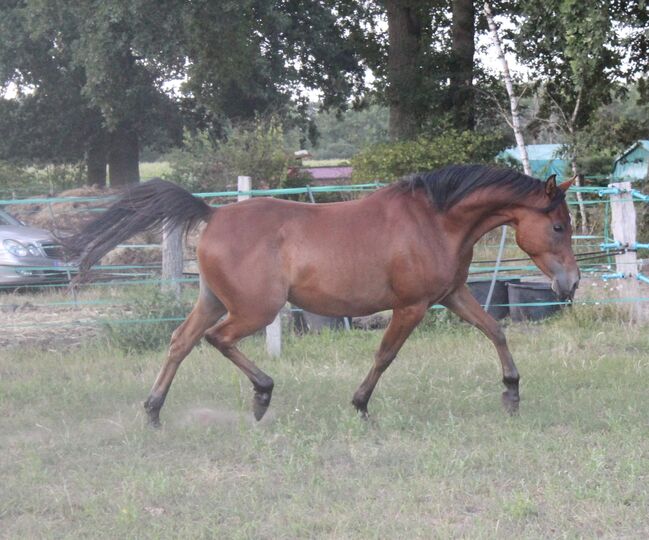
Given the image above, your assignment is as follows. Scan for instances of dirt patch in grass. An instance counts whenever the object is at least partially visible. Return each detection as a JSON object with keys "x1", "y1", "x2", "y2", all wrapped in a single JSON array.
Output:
[{"x1": 0, "y1": 299, "x2": 110, "y2": 350}]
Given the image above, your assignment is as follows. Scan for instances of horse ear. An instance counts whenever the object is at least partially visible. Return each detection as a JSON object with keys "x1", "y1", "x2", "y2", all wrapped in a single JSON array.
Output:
[
  {"x1": 545, "y1": 174, "x2": 557, "y2": 198},
  {"x1": 559, "y1": 174, "x2": 582, "y2": 192}
]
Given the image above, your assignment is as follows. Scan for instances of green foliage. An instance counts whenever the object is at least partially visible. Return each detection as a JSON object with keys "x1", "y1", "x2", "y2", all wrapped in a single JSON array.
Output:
[
  {"x1": 0, "y1": 161, "x2": 85, "y2": 197},
  {"x1": 576, "y1": 87, "x2": 649, "y2": 173},
  {"x1": 102, "y1": 287, "x2": 192, "y2": 353},
  {"x1": 0, "y1": 161, "x2": 37, "y2": 197},
  {"x1": 416, "y1": 308, "x2": 456, "y2": 333},
  {"x1": 351, "y1": 131, "x2": 504, "y2": 182},
  {"x1": 164, "y1": 133, "x2": 227, "y2": 193},
  {"x1": 218, "y1": 117, "x2": 290, "y2": 189},
  {"x1": 166, "y1": 117, "x2": 290, "y2": 192},
  {"x1": 508, "y1": 0, "x2": 636, "y2": 171},
  {"x1": 293, "y1": 105, "x2": 389, "y2": 160},
  {"x1": 0, "y1": 1, "x2": 182, "y2": 183}
]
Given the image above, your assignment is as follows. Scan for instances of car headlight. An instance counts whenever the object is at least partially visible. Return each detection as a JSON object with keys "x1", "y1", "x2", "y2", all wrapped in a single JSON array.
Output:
[
  {"x1": 3, "y1": 239, "x2": 29, "y2": 257},
  {"x1": 26, "y1": 244, "x2": 41, "y2": 256}
]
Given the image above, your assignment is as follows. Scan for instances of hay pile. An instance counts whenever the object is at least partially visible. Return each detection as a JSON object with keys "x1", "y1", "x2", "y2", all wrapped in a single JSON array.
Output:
[{"x1": 7, "y1": 186, "x2": 113, "y2": 235}]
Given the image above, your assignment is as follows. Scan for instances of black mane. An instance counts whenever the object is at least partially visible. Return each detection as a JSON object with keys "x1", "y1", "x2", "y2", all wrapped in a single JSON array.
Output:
[{"x1": 398, "y1": 164, "x2": 564, "y2": 212}]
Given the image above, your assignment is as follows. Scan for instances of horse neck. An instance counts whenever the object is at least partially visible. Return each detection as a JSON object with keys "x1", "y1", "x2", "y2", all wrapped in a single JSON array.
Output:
[{"x1": 441, "y1": 189, "x2": 526, "y2": 247}]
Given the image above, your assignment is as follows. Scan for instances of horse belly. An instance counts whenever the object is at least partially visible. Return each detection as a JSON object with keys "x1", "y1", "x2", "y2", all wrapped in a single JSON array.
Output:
[{"x1": 287, "y1": 261, "x2": 394, "y2": 317}]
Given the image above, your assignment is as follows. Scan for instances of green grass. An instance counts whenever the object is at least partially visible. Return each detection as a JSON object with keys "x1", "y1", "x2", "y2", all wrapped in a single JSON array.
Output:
[
  {"x1": 302, "y1": 159, "x2": 351, "y2": 167},
  {"x1": 2, "y1": 308, "x2": 649, "y2": 538},
  {"x1": 140, "y1": 161, "x2": 171, "y2": 180}
]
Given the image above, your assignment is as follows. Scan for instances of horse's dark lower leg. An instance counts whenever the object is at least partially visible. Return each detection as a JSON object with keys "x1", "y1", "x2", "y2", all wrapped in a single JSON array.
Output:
[
  {"x1": 501, "y1": 375, "x2": 520, "y2": 414},
  {"x1": 443, "y1": 286, "x2": 520, "y2": 414},
  {"x1": 144, "y1": 293, "x2": 225, "y2": 427},
  {"x1": 352, "y1": 303, "x2": 428, "y2": 418},
  {"x1": 204, "y1": 315, "x2": 275, "y2": 421}
]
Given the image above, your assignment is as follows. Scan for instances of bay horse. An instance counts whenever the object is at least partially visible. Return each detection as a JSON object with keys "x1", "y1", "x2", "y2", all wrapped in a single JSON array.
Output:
[{"x1": 65, "y1": 165, "x2": 580, "y2": 426}]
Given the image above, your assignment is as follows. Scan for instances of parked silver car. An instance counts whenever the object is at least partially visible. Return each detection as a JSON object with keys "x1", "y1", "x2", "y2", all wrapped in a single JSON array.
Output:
[{"x1": 0, "y1": 209, "x2": 71, "y2": 286}]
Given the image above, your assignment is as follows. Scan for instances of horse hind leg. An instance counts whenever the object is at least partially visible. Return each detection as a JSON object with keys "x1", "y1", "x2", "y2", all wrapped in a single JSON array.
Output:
[
  {"x1": 144, "y1": 289, "x2": 226, "y2": 427},
  {"x1": 204, "y1": 312, "x2": 277, "y2": 421}
]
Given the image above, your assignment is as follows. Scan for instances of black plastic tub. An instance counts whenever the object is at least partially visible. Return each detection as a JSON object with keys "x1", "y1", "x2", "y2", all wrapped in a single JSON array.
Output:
[
  {"x1": 506, "y1": 281, "x2": 562, "y2": 322},
  {"x1": 292, "y1": 309, "x2": 348, "y2": 333},
  {"x1": 467, "y1": 278, "x2": 520, "y2": 320}
]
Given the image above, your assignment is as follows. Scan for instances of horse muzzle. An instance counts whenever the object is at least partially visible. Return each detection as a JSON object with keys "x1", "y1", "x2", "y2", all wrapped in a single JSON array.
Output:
[{"x1": 551, "y1": 269, "x2": 580, "y2": 302}]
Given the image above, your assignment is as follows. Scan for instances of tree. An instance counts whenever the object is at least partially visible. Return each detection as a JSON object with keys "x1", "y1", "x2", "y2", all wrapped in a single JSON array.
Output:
[
  {"x1": 0, "y1": 0, "x2": 370, "y2": 185},
  {"x1": 366, "y1": 0, "x2": 463, "y2": 140},
  {"x1": 483, "y1": 2, "x2": 530, "y2": 175},
  {"x1": 450, "y1": 0, "x2": 476, "y2": 130},
  {"x1": 170, "y1": 0, "x2": 369, "y2": 135},
  {"x1": 507, "y1": 0, "x2": 624, "y2": 231},
  {"x1": 0, "y1": 1, "x2": 185, "y2": 187}
]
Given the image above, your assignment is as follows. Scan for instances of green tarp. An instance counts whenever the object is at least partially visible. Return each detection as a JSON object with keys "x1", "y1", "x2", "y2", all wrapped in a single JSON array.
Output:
[
  {"x1": 497, "y1": 144, "x2": 570, "y2": 179},
  {"x1": 611, "y1": 140, "x2": 649, "y2": 182}
]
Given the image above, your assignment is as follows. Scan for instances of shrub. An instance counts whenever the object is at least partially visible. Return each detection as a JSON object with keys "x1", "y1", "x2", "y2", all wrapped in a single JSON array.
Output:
[
  {"x1": 0, "y1": 160, "x2": 84, "y2": 197},
  {"x1": 164, "y1": 132, "x2": 227, "y2": 193},
  {"x1": 102, "y1": 286, "x2": 193, "y2": 353},
  {"x1": 351, "y1": 130, "x2": 505, "y2": 183},
  {"x1": 166, "y1": 115, "x2": 290, "y2": 192}
]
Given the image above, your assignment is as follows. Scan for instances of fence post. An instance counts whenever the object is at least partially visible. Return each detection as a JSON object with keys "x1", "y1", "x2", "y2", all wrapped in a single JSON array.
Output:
[
  {"x1": 161, "y1": 222, "x2": 183, "y2": 298},
  {"x1": 608, "y1": 181, "x2": 646, "y2": 322},
  {"x1": 237, "y1": 175, "x2": 251, "y2": 201},
  {"x1": 237, "y1": 176, "x2": 282, "y2": 357}
]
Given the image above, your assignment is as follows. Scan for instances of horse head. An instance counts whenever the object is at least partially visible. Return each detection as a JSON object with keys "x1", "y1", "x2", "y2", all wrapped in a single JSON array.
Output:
[{"x1": 512, "y1": 174, "x2": 580, "y2": 301}]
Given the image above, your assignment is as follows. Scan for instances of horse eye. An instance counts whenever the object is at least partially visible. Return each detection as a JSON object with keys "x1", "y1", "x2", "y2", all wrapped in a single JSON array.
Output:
[{"x1": 553, "y1": 224, "x2": 564, "y2": 233}]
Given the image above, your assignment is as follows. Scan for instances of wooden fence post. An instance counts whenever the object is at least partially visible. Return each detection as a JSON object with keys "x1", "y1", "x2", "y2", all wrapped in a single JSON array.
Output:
[
  {"x1": 161, "y1": 221, "x2": 183, "y2": 298},
  {"x1": 609, "y1": 181, "x2": 646, "y2": 322},
  {"x1": 237, "y1": 176, "x2": 282, "y2": 357}
]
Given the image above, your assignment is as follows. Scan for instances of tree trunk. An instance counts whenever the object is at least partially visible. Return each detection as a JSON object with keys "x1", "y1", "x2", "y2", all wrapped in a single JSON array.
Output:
[
  {"x1": 162, "y1": 222, "x2": 183, "y2": 299},
  {"x1": 483, "y1": 0, "x2": 527, "y2": 311},
  {"x1": 86, "y1": 134, "x2": 107, "y2": 187},
  {"x1": 450, "y1": 0, "x2": 475, "y2": 131},
  {"x1": 108, "y1": 123, "x2": 140, "y2": 186},
  {"x1": 483, "y1": 2, "x2": 531, "y2": 175},
  {"x1": 566, "y1": 92, "x2": 589, "y2": 233},
  {"x1": 385, "y1": 0, "x2": 427, "y2": 140},
  {"x1": 571, "y1": 158, "x2": 589, "y2": 234}
]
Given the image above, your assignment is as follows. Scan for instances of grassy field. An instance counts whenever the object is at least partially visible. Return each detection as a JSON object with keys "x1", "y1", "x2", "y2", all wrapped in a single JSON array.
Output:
[
  {"x1": 2, "y1": 307, "x2": 649, "y2": 539},
  {"x1": 140, "y1": 162, "x2": 171, "y2": 181},
  {"x1": 138, "y1": 160, "x2": 352, "y2": 183}
]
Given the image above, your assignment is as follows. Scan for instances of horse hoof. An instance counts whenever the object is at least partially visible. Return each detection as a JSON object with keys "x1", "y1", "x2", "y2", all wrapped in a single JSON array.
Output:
[
  {"x1": 253, "y1": 391, "x2": 272, "y2": 421},
  {"x1": 351, "y1": 400, "x2": 369, "y2": 420},
  {"x1": 144, "y1": 400, "x2": 162, "y2": 428},
  {"x1": 501, "y1": 392, "x2": 520, "y2": 415}
]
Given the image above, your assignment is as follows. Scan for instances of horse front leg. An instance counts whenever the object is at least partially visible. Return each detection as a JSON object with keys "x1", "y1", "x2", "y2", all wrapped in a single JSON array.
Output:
[
  {"x1": 442, "y1": 285, "x2": 520, "y2": 414},
  {"x1": 352, "y1": 302, "x2": 428, "y2": 418}
]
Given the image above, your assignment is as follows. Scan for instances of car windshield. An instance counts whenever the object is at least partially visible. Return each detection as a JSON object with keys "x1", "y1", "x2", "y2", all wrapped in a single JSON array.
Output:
[{"x1": 0, "y1": 210, "x2": 23, "y2": 227}]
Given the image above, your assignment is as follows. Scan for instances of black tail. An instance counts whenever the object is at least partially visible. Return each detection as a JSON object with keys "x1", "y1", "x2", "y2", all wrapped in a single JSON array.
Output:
[{"x1": 62, "y1": 178, "x2": 213, "y2": 276}]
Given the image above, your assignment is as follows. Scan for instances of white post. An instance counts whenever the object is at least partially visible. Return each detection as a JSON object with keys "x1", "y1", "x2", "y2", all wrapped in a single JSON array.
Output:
[
  {"x1": 609, "y1": 181, "x2": 645, "y2": 322},
  {"x1": 266, "y1": 316, "x2": 282, "y2": 358},
  {"x1": 162, "y1": 222, "x2": 183, "y2": 298},
  {"x1": 237, "y1": 175, "x2": 251, "y2": 201},
  {"x1": 238, "y1": 175, "x2": 282, "y2": 357}
]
